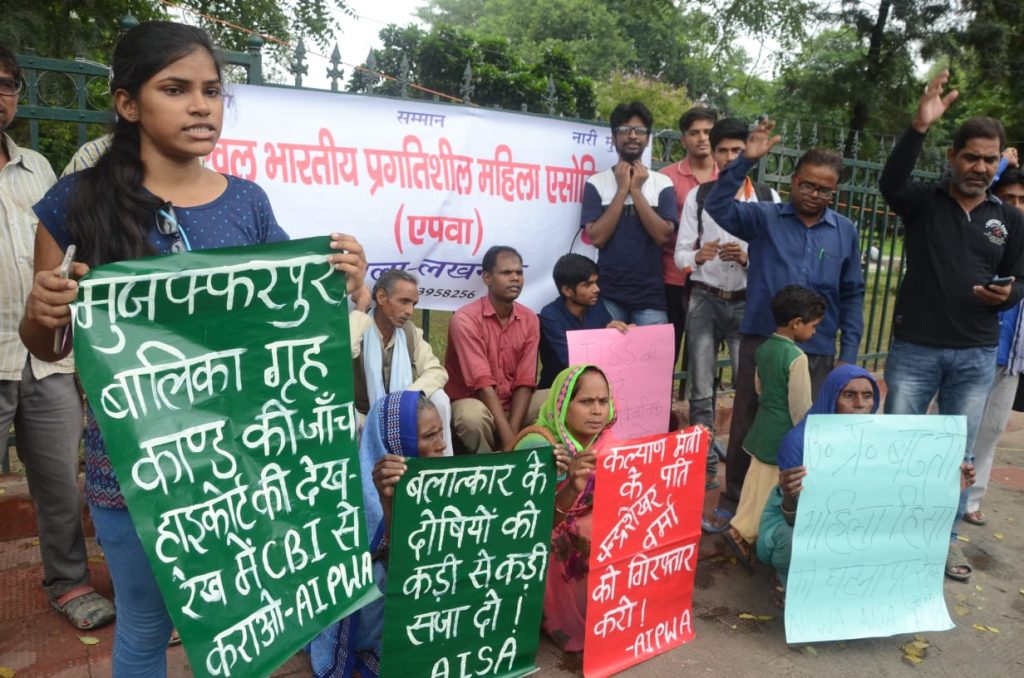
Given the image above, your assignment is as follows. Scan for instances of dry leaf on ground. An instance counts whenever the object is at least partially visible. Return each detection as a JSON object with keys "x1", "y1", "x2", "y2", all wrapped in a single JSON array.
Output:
[{"x1": 901, "y1": 638, "x2": 930, "y2": 665}]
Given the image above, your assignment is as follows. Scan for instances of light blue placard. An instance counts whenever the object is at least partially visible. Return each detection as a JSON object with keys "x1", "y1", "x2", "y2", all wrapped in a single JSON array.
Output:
[{"x1": 785, "y1": 414, "x2": 964, "y2": 643}]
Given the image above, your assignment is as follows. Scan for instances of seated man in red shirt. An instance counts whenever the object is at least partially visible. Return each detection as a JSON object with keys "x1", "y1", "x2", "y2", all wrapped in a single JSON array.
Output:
[{"x1": 444, "y1": 246, "x2": 540, "y2": 453}]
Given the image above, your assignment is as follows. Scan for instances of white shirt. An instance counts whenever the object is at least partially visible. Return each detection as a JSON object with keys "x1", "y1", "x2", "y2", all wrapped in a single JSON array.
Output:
[
  {"x1": 0, "y1": 134, "x2": 73, "y2": 380},
  {"x1": 674, "y1": 178, "x2": 779, "y2": 292}
]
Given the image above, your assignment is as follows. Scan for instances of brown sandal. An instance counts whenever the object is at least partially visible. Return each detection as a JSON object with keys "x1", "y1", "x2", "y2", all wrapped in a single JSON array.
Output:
[{"x1": 723, "y1": 526, "x2": 754, "y2": 571}]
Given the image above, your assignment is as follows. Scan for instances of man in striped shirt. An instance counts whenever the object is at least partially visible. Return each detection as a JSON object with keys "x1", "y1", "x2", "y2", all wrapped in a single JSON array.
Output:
[{"x1": 0, "y1": 45, "x2": 114, "y2": 630}]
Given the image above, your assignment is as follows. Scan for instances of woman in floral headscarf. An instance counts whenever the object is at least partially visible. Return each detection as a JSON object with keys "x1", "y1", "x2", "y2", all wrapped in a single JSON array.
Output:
[
  {"x1": 309, "y1": 390, "x2": 445, "y2": 678},
  {"x1": 514, "y1": 364, "x2": 617, "y2": 651}
]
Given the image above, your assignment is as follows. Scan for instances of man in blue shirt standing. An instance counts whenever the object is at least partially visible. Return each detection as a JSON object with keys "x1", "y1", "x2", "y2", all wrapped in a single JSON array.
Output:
[
  {"x1": 581, "y1": 101, "x2": 678, "y2": 325},
  {"x1": 700, "y1": 121, "x2": 865, "y2": 532},
  {"x1": 538, "y1": 254, "x2": 629, "y2": 389}
]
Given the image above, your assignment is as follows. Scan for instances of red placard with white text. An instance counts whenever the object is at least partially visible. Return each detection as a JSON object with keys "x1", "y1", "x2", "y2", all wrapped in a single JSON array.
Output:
[{"x1": 583, "y1": 428, "x2": 708, "y2": 678}]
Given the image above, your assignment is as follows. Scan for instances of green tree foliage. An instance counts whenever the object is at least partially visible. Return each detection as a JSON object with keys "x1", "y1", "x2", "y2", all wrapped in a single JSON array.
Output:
[
  {"x1": 697, "y1": 0, "x2": 957, "y2": 149},
  {"x1": 0, "y1": 1, "x2": 349, "y2": 171},
  {"x1": 0, "y1": 0, "x2": 348, "y2": 60},
  {"x1": 691, "y1": 0, "x2": 816, "y2": 53},
  {"x1": 0, "y1": 1, "x2": 162, "y2": 59},
  {"x1": 417, "y1": 0, "x2": 756, "y2": 115},
  {"x1": 348, "y1": 23, "x2": 596, "y2": 118},
  {"x1": 947, "y1": 0, "x2": 1024, "y2": 147},
  {"x1": 595, "y1": 72, "x2": 691, "y2": 132},
  {"x1": 771, "y1": 28, "x2": 919, "y2": 156}
]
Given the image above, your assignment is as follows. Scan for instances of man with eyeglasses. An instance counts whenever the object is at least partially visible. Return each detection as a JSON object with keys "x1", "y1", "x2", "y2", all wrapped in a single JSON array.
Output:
[
  {"x1": 0, "y1": 45, "x2": 115, "y2": 629},
  {"x1": 581, "y1": 100, "x2": 677, "y2": 326},
  {"x1": 699, "y1": 120, "x2": 865, "y2": 533},
  {"x1": 879, "y1": 70, "x2": 1024, "y2": 581}
]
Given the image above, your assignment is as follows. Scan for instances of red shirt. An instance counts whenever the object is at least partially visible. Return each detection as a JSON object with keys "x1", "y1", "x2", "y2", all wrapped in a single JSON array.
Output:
[
  {"x1": 659, "y1": 157, "x2": 719, "y2": 285},
  {"x1": 444, "y1": 296, "x2": 540, "y2": 408}
]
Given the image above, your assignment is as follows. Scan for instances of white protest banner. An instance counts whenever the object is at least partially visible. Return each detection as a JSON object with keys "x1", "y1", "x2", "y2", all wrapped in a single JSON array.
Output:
[{"x1": 212, "y1": 85, "x2": 643, "y2": 310}]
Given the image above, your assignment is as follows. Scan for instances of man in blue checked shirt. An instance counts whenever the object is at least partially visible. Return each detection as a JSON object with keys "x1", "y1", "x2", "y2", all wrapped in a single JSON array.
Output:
[{"x1": 699, "y1": 120, "x2": 865, "y2": 533}]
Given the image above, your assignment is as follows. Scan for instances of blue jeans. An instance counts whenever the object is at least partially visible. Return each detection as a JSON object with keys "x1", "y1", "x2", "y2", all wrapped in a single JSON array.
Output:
[
  {"x1": 883, "y1": 339, "x2": 997, "y2": 536},
  {"x1": 602, "y1": 297, "x2": 668, "y2": 326},
  {"x1": 91, "y1": 505, "x2": 173, "y2": 678}
]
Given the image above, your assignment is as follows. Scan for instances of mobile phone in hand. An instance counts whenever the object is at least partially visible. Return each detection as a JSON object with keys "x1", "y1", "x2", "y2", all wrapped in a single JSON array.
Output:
[
  {"x1": 53, "y1": 245, "x2": 76, "y2": 353},
  {"x1": 988, "y1": 275, "x2": 1014, "y2": 287}
]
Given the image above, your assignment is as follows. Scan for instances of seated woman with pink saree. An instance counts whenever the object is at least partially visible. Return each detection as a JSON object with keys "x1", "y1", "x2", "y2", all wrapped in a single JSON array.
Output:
[{"x1": 514, "y1": 364, "x2": 617, "y2": 652}]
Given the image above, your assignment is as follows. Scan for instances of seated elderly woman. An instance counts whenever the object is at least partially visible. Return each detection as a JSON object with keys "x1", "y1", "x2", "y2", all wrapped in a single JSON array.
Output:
[
  {"x1": 513, "y1": 364, "x2": 617, "y2": 652},
  {"x1": 757, "y1": 365, "x2": 976, "y2": 605},
  {"x1": 310, "y1": 389, "x2": 570, "y2": 675},
  {"x1": 308, "y1": 390, "x2": 446, "y2": 677}
]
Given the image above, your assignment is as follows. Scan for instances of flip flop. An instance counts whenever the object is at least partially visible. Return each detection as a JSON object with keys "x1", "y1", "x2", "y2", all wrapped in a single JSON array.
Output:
[
  {"x1": 702, "y1": 507, "x2": 733, "y2": 534},
  {"x1": 945, "y1": 542, "x2": 972, "y2": 582},
  {"x1": 51, "y1": 586, "x2": 115, "y2": 630},
  {"x1": 723, "y1": 526, "x2": 754, "y2": 572},
  {"x1": 963, "y1": 510, "x2": 988, "y2": 526},
  {"x1": 169, "y1": 629, "x2": 181, "y2": 647}
]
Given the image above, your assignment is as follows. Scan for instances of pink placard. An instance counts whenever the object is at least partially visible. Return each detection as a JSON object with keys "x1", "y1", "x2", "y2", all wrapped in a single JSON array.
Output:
[{"x1": 567, "y1": 324, "x2": 675, "y2": 439}]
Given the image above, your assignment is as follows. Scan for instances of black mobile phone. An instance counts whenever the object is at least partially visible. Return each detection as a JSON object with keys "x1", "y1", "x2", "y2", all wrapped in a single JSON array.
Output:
[{"x1": 988, "y1": 275, "x2": 1014, "y2": 287}]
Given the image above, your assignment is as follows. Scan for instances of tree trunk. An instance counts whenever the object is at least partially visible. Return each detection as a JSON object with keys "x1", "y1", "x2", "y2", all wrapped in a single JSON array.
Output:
[{"x1": 845, "y1": 0, "x2": 892, "y2": 155}]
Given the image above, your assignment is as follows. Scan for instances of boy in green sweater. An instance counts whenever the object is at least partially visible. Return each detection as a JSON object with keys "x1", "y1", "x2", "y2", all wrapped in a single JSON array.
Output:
[{"x1": 725, "y1": 285, "x2": 825, "y2": 566}]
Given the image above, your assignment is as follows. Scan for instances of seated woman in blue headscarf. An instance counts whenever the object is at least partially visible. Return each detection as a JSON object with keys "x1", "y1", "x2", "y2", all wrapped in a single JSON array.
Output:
[
  {"x1": 310, "y1": 389, "x2": 569, "y2": 675},
  {"x1": 757, "y1": 365, "x2": 976, "y2": 602},
  {"x1": 756, "y1": 365, "x2": 880, "y2": 598},
  {"x1": 309, "y1": 390, "x2": 446, "y2": 678}
]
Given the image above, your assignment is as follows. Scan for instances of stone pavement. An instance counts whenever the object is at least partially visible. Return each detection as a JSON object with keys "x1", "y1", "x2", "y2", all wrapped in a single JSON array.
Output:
[{"x1": 2, "y1": 409, "x2": 1022, "y2": 677}]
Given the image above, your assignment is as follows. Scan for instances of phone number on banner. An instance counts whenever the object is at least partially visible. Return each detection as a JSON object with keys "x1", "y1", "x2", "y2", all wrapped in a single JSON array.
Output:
[{"x1": 419, "y1": 288, "x2": 476, "y2": 299}]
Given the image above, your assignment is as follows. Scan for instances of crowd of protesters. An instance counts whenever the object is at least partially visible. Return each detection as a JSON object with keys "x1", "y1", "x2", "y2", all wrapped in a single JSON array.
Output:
[{"x1": 3, "y1": 20, "x2": 1024, "y2": 677}]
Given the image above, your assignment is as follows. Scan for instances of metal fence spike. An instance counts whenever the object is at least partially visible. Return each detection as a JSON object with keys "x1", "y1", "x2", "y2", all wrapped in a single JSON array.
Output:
[
  {"x1": 543, "y1": 75, "x2": 557, "y2": 115},
  {"x1": 365, "y1": 50, "x2": 378, "y2": 93},
  {"x1": 327, "y1": 44, "x2": 343, "y2": 92},
  {"x1": 399, "y1": 54, "x2": 410, "y2": 98},
  {"x1": 460, "y1": 61, "x2": 474, "y2": 104},
  {"x1": 290, "y1": 40, "x2": 308, "y2": 88}
]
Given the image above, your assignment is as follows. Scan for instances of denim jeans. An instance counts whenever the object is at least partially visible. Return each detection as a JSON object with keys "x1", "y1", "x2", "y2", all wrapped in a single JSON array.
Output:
[
  {"x1": 91, "y1": 505, "x2": 174, "y2": 678},
  {"x1": 883, "y1": 339, "x2": 997, "y2": 536},
  {"x1": 685, "y1": 287, "x2": 744, "y2": 430},
  {"x1": 602, "y1": 297, "x2": 668, "y2": 326}
]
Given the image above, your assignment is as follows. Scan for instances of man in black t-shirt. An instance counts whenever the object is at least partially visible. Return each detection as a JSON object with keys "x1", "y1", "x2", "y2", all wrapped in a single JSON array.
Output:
[{"x1": 879, "y1": 70, "x2": 1024, "y2": 582}]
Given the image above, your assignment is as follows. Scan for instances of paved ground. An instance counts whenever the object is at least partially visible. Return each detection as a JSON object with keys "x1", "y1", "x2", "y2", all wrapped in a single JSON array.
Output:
[{"x1": 2, "y1": 409, "x2": 1022, "y2": 677}]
